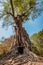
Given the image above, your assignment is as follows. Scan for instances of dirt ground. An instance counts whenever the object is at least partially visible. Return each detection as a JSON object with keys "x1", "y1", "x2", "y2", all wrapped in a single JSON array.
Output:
[{"x1": 23, "y1": 62, "x2": 43, "y2": 65}]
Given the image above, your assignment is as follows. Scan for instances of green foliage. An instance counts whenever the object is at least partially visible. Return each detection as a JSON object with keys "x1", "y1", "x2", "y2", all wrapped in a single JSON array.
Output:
[
  {"x1": 13, "y1": 0, "x2": 36, "y2": 15},
  {"x1": 31, "y1": 29, "x2": 43, "y2": 57},
  {"x1": 0, "y1": 0, "x2": 36, "y2": 25},
  {"x1": 0, "y1": 0, "x2": 43, "y2": 27},
  {"x1": 31, "y1": 43, "x2": 40, "y2": 55},
  {"x1": 0, "y1": 0, "x2": 36, "y2": 16}
]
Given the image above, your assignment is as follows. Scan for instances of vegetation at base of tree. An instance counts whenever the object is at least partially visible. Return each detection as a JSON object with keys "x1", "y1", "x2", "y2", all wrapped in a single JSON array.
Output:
[{"x1": 31, "y1": 29, "x2": 43, "y2": 57}]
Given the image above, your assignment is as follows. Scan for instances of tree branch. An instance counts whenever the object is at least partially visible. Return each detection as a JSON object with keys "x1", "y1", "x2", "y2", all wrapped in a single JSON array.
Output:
[
  {"x1": 10, "y1": 0, "x2": 14, "y2": 17},
  {"x1": 6, "y1": 12, "x2": 13, "y2": 16},
  {"x1": 22, "y1": 6, "x2": 33, "y2": 16},
  {"x1": 21, "y1": 2, "x2": 41, "y2": 17}
]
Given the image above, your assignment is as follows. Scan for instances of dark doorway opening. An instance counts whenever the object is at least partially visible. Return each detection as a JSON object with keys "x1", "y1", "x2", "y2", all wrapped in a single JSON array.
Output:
[{"x1": 18, "y1": 46, "x2": 24, "y2": 54}]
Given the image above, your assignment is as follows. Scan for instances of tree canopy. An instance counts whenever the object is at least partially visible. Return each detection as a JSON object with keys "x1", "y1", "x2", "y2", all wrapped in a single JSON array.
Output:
[{"x1": 0, "y1": 0, "x2": 43, "y2": 27}]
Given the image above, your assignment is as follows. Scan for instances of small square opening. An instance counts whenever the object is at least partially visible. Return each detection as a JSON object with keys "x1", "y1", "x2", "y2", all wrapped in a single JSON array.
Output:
[{"x1": 18, "y1": 46, "x2": 24, "y2": 54}]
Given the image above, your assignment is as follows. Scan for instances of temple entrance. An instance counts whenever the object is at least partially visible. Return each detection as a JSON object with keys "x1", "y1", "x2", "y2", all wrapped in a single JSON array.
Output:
[{"x1": 18, "y1": 46, "x2": 24, "y2": 54}]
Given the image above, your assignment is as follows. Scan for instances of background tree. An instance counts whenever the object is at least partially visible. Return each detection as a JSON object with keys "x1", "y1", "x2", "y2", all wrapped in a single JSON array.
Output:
[{"x1": 0, "y1": 0, "x2": 43, "y2": 53}]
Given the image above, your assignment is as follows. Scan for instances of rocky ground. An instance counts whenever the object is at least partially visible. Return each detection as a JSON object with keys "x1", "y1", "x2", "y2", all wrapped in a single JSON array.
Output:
[{"x1": 0, "y1": 46, "x2": 43, "y2": 65}]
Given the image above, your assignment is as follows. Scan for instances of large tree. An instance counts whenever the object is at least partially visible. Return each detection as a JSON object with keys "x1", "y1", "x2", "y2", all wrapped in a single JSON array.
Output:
[{"x1": 0, "y1": 0, "x2": 43, "y2": 53}]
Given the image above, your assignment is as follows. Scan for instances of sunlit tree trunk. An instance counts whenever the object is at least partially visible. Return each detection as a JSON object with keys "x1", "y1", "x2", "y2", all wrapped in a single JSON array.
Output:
[
  {"x1": 14, "y1": 16, "x2": 31, "y2": 54},
  {"x1": 15, "y1": 16, "x2": 23, "y2": 46}
]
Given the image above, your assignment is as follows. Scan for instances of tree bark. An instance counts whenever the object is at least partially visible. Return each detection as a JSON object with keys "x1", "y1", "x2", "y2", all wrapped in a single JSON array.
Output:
[
  {"x1": 14, "y1": 16, "x2": 31, "y2": 51},
  {"x1": 15, "y1": 16, "x2": 23, "y2": 46}
]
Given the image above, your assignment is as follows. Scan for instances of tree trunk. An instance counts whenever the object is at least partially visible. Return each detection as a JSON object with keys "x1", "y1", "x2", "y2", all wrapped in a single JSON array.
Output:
[
  {"x1": 15, "y1": 16, "x2": 23, "y2": 46},
  {"x1": 14, "y1": 16, "x2": 31, "y2": 54}
]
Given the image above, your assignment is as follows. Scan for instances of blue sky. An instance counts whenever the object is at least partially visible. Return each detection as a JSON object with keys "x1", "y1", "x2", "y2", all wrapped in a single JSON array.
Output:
[
  {"x1": 0, "y1": 0, "x2": 43, "y2": 41},
  {"x1": 23, "y1": 13, "x2": 43, "y2": 36}
]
